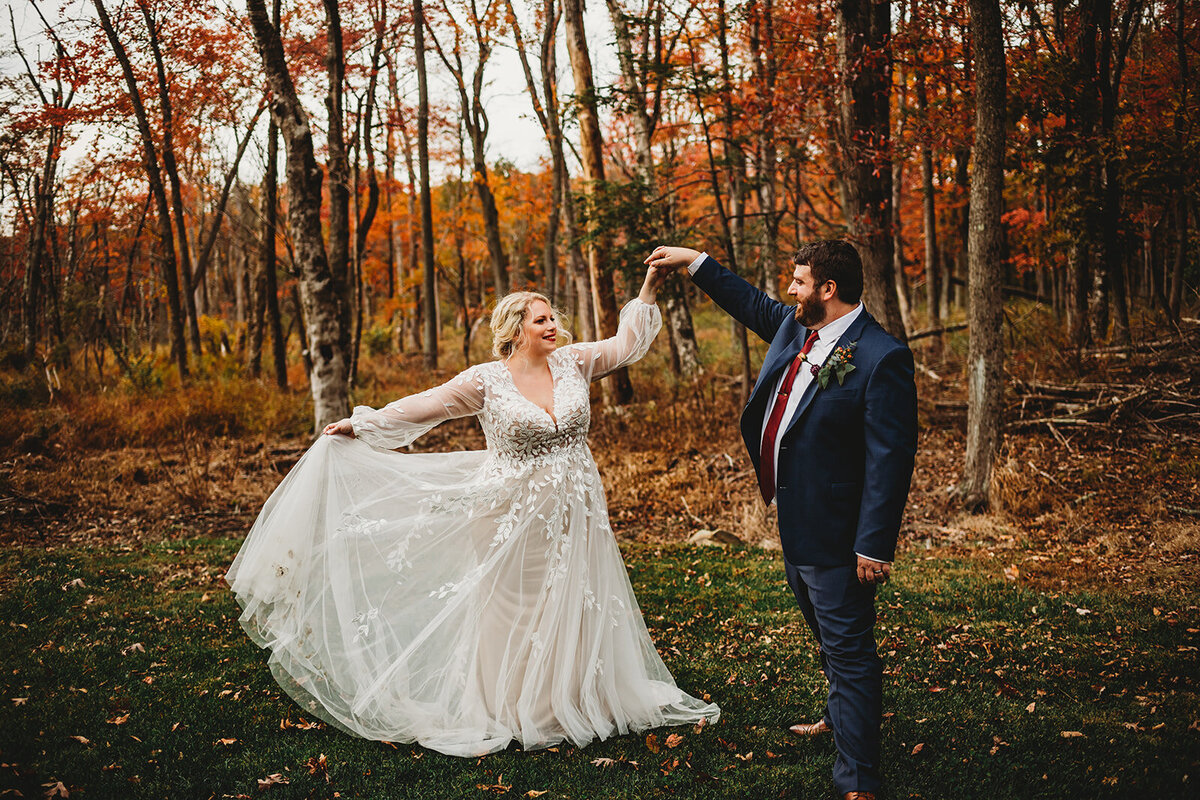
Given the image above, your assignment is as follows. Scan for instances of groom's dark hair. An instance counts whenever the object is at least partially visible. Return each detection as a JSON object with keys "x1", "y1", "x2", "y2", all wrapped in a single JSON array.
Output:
[{"x1": 793, "y1": 240, "x2": 864, "y2": 304}]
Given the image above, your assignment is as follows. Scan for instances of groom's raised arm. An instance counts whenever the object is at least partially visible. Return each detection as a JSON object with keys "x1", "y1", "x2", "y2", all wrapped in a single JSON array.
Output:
[{"x1": 646, "y1": 246, "x2": 791, "y2": 344}]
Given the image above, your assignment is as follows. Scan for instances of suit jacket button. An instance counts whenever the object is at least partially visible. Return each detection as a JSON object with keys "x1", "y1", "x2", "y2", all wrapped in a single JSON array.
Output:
[{"x1": 778, "y1": 484, "x2": 786, "y2": 490}]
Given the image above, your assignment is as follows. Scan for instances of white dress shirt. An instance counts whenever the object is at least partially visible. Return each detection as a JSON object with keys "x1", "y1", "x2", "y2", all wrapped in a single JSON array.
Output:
[{"x1": 687, "y1": 252, "x2": 885, "y2": 565}]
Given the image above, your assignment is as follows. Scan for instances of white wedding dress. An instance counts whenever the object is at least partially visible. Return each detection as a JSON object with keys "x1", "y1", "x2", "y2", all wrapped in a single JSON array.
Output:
[{"x1": 227, "y1": 299, "x2": 719, "y2": 756}]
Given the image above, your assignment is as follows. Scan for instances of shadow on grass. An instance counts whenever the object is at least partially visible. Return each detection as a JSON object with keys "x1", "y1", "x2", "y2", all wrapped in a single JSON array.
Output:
[{"x1": 0, "y1": 539, "x2": 1195, "y2": 799}]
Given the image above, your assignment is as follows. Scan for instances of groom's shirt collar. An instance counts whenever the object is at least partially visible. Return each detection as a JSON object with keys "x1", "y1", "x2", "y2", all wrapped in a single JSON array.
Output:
[{"x1": 808, "y1": 302, "x2": 863, "y2": 347}]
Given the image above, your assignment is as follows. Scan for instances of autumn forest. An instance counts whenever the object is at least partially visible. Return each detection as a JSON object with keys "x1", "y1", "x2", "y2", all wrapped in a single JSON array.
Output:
[{"x1": 0, "y1": 0, "x2": 1198, "y2": 797}]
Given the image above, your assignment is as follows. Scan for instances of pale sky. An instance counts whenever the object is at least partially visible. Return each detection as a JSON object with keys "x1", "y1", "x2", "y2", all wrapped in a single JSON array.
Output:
[{"x1": 2, "y1": 0, "x2": 621, "y2": 185}]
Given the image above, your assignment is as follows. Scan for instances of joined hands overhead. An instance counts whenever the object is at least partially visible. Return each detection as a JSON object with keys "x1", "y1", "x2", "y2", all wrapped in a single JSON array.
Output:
[{"x1": 644, "y1": 246, "x2": 702, "y2": 276}]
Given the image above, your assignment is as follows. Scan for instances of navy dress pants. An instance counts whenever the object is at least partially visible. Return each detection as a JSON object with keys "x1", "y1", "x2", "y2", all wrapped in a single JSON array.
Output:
[{"x1": 784, "y1": 558, "x2": 883, "y2": 794}]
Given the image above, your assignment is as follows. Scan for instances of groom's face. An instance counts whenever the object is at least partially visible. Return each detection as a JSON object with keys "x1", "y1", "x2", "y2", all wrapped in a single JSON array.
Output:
[{"x1": 788, "y1": 263, "x2": 829, "y2": 329}]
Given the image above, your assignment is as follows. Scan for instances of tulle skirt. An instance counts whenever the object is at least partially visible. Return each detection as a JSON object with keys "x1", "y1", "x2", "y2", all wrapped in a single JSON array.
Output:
[{"x1": 226, "y1": 435, "x2": 719, "y2": 756}]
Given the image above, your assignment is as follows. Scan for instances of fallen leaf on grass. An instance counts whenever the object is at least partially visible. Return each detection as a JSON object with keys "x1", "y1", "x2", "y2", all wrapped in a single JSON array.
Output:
[
  {"x1": 304, "y1": 754, "x2": 329, "y2": 783},
  {"x1": 121, "y1": 643, "x2": 145, "y2": 656},
  {"x1": 665, "y1": 733, "x2": 684, "y2": 749},
  {"x1": 106, "y1": 714, "x2": 129, "y2": 726},
  {"x1": 11, "y1": 698, "x2": 28, "y2": 706},
  {"x1": 645, "y1": 733, "x2": 660, "y2": 753},
  {"x1": 256, "y1": 773, "x2": 289, "y2": 789},
  {"x1": 1026, "y1": 702, "x2": 1036, "y2": 713},
  {"x1": 42, "y1": 780, "x2": 69, "y2": 798},
  {"x1": 68, "y1": 736, "x2": 90, "y2": 746},
  {"x1": 1003, "y1": 566, "x2": 1019, "y2": 581},
  {"x1": 215, "y1": 738, "x2": 237, "y2": 746},
  {"x1": 476, "y1": 774, "x2": 511, "y2": 793},
  {"x1": 524, "y1": 792, "x2": 547, "y2": 798},
  {"x1": 591, "y1": 757, "x2": 616, "y2": 768},
  {"x1": 911, "y1": 743, "x2": 926, "y2": 756},
  {"x1": 280, "y1": 717, "x2": 323, "y2": 730},
  {"x1": 1060, "y1": 731, "x2": 1085, "y2": 738},
  {"x1": 734, "y1": 751, "x2": 753, "y2": 761},
  {"x1": 61, "y1": 578, "x2": 85, "y2": 590}
]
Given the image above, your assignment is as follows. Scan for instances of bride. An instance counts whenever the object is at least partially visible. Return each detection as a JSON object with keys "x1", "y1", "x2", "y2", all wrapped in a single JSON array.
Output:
[{"x1": 226, "y1": 265, "x2": 719, "y2": 757}]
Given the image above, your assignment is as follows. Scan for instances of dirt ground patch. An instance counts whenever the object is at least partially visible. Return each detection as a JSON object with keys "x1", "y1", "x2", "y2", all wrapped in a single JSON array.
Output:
[{"x1": 3, "y1": 327, "x2": 1197, "y2": 597}]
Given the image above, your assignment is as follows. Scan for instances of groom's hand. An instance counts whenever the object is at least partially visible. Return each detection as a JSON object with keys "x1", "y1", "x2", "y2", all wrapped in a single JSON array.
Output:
[
  {"x1": 857, "y1": 555, "x2": 891, "y2": 586},
  {"x1": 644, "y1": 246, "x2": 702, "y2": 273}
]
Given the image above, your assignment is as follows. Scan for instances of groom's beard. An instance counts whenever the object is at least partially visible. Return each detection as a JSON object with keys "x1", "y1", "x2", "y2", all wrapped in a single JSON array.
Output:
[{"x1": 794, "y1": 295, "x2": 828, "y2": 328}]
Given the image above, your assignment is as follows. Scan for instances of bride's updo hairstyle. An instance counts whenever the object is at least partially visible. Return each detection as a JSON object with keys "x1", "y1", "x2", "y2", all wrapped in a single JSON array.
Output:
[{"x1": 491, "y1": 291, "x2": 573, "y2": 360}]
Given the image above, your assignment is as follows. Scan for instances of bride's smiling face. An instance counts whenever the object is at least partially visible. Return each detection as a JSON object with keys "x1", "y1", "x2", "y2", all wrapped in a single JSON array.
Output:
[{"x1": 518, "y1": 300, "x2": 559, "y2": 356}]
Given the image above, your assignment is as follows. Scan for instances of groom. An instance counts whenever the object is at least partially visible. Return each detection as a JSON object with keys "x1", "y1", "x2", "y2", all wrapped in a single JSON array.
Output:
[{"x1": 647, "y1": 242, "x2": 917, "y2": 799}]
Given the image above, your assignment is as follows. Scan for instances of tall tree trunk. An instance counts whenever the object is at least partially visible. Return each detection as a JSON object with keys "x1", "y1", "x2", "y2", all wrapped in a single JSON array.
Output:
[
  {"x1": 22, "y1": 161, "x2": 54, "y2": 361},
  {"x1": 1169, "y1": 0, "x2": 1188, "y2": 321},
  {"x1": 193, "y1": 105, "x2": 265, "y2": 304},
  {"x1": 508, "y1": 0, "x2": 560, "y2": 301},
  {"x1": 349, "y1": 10, "x2": 385, "y2": 385},
  {"x1": 264, "y1": 107, "x2": 288, "y2": 389},
  {"x1": 11, "y1": 18, "x2": 73, "y2": 361},
  {"x1": 916, "y1": 73, "x2": 941, "y2": 357},
  {"x1": 507, "y1": 0, "x2": 591, "y2": 332},
  {"x1": 142, "y1": 4, "x2": 203, "y2": 358},
  {"x1": 388, "y1": 59, "x2": 424, "y2": 351},
  {"x1": 247, "y1": 0, "x2": 349, "y2": 430},
  {"x1": 605, "y1": 0, "x2": 701, "y2": 376},
  {"x1": 562, "y1": 0, "x2": 632, "y2": 403},
  {"x1": 835, "y1": 0, "x2": 905, "y2": 340},
  {"x1": 961, "y1": 0, "x2": 1005, "y2": 511},
  {"x1": 93, "y1": 0, "x2": 188, "y2": 378},
  {"x1": 751, "y1": 0, "x2": 781, "y2": 300},
  {"x1": 427, "y1": 4, "x2": 509, "y2": 297},
  {"x1": 414, "y1": 0, "x2": 438, "y2": 368},
  {"x1": 324, "y1": 0, "x2": 354, "y2": 369}
]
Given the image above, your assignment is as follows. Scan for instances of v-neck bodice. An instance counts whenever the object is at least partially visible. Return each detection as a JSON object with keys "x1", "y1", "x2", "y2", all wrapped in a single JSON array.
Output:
[
  {"x1": 476, "y1": 354, "x2": 591, "y2": 463},
  {"x1": 503, "y1": 362, "x2": 559, "y2": 426}
]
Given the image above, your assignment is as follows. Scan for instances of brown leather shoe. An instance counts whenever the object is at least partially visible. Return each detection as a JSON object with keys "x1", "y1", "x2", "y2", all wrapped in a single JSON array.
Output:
[
  {"x1": 787, "y1": 718, "x2": 831, "y2": 736},
  {"x1": 842, "y1": 793, "x2": 876, "y2": 800}
]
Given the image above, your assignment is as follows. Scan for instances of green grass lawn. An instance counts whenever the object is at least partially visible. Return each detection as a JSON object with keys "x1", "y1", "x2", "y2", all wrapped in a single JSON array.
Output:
[{"x1": 1, "y1": 537, "x2": 1195, "y2": 799}]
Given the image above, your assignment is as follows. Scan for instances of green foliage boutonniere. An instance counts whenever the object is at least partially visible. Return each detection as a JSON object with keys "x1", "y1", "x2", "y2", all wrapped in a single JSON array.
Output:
[{"x1": 814, "y1": 340, "x2": 858, "y2": 389}]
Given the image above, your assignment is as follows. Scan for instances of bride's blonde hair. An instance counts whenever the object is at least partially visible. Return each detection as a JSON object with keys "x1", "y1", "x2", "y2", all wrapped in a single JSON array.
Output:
[{"x1": 491, "y1": 291, "x2": 573, "y2": 359}]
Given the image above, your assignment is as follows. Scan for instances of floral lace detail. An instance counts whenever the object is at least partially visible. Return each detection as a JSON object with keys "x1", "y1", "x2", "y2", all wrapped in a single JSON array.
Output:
[
  {"x1": 351, "y1": 606, "x2": 380, "y2": 642},
  {"x1": 476, "y1": 353, "x2": 591, "y2": 463},
  {"x1": 335, "y1": 512, "x2": 388, "y2": 539}
]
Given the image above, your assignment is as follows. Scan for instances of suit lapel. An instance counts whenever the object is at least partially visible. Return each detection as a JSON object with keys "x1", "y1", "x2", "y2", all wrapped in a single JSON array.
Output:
[
  {"x1": 782, "y1": 310, "x2": 873, "y2": 439},
  {"x1": 750, "y1": 323, "x2": 811, "y2": 402}
]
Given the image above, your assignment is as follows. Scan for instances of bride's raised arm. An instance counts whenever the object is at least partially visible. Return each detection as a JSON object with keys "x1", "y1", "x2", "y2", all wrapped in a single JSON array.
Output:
[
  {"x1": 562, "y1": 265, "x2": 665, "y2": 383},
  {"x1": 340, "y1": 365, "x2": 486, "y2": 449}
]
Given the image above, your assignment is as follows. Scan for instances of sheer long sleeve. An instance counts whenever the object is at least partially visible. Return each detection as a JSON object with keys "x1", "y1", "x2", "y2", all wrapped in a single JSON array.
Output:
[
  {"x1": 560, "y1": 299, "x2": 663, "y2": 383},
  {"x1": 350, "y1": 364, "x2": 485, "y2": 449}
]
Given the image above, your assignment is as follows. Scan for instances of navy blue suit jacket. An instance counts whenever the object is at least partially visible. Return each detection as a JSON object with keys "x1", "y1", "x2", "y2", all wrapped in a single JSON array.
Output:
[{"x1": 692, "y1": 255, "x2": 918, "y2": 567}]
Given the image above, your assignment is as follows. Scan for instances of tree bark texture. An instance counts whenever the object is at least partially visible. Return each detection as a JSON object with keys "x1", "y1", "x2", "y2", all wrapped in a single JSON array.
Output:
[
  {"x1": 414, "y1": 0, "x2": 439, "y2": 368},
  {"x1": 142, "y1": 4, "x2": 203, "y2": 358},
  {"x1": 562, "y1": 0, "x2": 632, "y2": 403},
  {"x1": 916, "y1": 74, "x2": 941, "y2": 357},
  {"x1": 246, "y1": 0, "x2": 350, "y2": 430},
  {"x1": 834, "y1": 0, "x2": 905, "y2": 340},
  {"x1": 962, "y1": 0, "x2": 1006, "y2": 511},
  {"x1": 93, "y1": 0, "x2": 188, "y2": 378}
]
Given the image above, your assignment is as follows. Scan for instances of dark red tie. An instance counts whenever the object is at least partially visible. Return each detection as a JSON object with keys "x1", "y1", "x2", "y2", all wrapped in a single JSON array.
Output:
[{"x1": 758, "y1": 330, "x2": 819, "y2": 503}]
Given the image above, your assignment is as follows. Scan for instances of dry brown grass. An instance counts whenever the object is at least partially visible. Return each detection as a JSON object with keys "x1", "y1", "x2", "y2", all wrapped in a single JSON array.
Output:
[{"x1": 2, "y1": 308, "x2": 1197, "y2": 594}]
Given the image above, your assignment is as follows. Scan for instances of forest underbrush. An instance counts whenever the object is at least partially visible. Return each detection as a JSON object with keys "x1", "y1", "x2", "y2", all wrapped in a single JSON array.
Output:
[{"x1": 1, "y1": 304, "x2": 1197, "y2": 597}]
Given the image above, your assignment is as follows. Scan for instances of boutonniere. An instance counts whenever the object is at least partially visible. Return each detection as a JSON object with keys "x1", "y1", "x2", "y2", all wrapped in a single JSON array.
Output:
[{"x1": 809, "y1": 339, "x2": 859, "y2": 389}]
